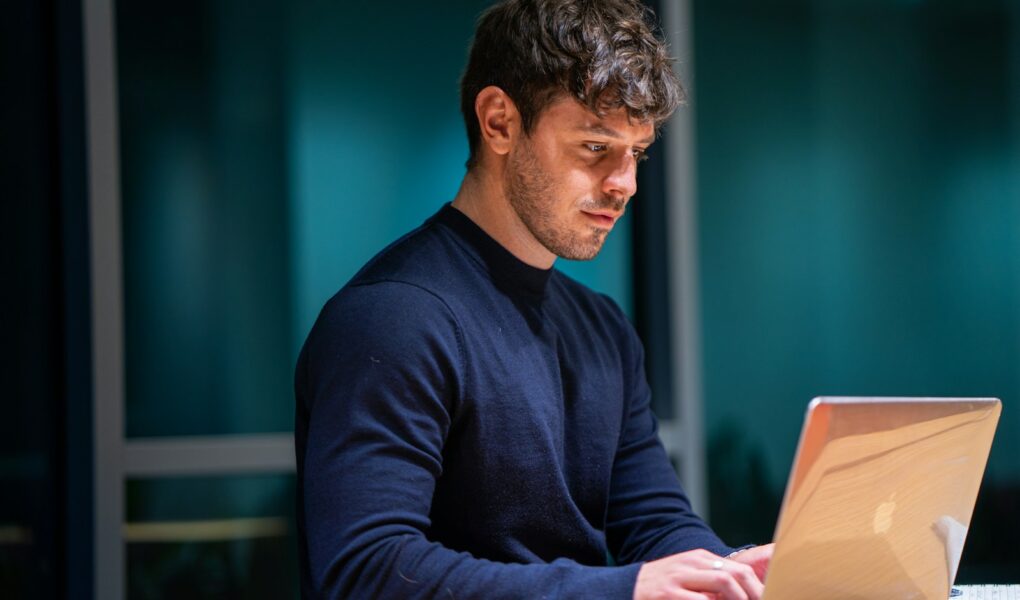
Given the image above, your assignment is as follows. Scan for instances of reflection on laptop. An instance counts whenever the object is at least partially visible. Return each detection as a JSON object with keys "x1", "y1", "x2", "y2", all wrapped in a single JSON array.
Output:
[{"x1": 759, "y1": 397, "x2": 1017, "y2": 600}]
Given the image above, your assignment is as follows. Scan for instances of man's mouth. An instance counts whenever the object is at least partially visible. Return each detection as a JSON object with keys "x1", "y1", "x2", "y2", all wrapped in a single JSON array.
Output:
[{"x1": 581, "y1": 210, "x2": 620, "y2": 228}]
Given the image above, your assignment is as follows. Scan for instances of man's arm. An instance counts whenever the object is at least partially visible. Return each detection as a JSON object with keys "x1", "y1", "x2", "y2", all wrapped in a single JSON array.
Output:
[
  {"x1": 603, "y1": 327, "x2": 734, "y2": 563},
  {"x1": 601, "y1": 317, "x2": 771, "y2": 599},
  {"x1": 297, "y1": 282, "x2": 641, "y2": 599}
]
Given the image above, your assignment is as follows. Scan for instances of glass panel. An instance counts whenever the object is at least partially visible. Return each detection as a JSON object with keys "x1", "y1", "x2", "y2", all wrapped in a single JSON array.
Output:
[
  {"x1": 125, "y1": 475, "x2": 297, "y2": 599},
  {"x1": 694, "y1": 0, "x2": 1020, "y2": 581},
  {"x1": 117, "y1": 0, "x2": 293, "y2": 437}
]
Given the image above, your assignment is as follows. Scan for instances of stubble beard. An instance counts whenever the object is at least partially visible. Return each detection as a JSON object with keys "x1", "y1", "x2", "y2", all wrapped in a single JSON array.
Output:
[{"x1": 505, "y1": 142, "x2": 617, "y2": 262}]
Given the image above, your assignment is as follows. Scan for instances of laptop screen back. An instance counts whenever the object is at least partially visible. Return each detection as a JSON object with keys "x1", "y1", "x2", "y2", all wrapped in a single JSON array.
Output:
[{"x1": 762, "y1": 397, "x2": 1001, "y2": 600}]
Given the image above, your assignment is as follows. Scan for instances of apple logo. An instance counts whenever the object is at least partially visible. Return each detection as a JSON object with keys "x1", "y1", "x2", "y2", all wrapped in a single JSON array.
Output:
[{"x1": 874, "y1": 493, "x2": 896, "y2": 534}]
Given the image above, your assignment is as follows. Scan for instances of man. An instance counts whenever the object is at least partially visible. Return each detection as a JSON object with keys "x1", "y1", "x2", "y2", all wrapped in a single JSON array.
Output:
[{"x1": 295, "y1": 1, "x2": 773, "y2": 598}]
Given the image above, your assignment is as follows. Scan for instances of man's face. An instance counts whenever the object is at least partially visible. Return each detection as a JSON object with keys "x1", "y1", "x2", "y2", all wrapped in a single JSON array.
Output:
[{"x1": 505, "y1": 95, "x2": 656, "y2": 261}]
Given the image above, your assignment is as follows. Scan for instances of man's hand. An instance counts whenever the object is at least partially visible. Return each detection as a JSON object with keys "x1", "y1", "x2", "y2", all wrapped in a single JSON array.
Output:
[
  {"x1": 633, "y1": 548, "x2": 765, "y2": 600},
  {"x1": 729, "y1": 543, "x2": 774, "y2": 583}
]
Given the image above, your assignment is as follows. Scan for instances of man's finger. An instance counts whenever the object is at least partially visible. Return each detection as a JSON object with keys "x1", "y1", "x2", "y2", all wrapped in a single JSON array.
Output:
[{"x1": 671, "y1": 568, "x2": 752, "y2": 600}]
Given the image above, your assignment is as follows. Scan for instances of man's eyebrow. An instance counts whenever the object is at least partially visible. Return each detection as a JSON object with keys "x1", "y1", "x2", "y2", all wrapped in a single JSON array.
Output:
[{"x1": 579, "y1": 123, "x2": 656, "y2": 145}]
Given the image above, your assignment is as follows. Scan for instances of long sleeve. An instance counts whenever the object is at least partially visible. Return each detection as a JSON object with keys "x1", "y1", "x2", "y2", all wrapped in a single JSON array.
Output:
[
  {"x1": 295, "y1": 281, "x2": 641, "y2": 599},
  {"x1": 604, "y1": 321, "x2": 735, "y2": 564}
]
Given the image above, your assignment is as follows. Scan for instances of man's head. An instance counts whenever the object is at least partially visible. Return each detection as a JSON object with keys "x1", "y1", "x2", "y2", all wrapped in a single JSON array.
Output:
[
  {"x1": 460, "y1": 0, "x2": 683, "y2": 172},
  {"x1": 458, "y1": 0, "x2": 682, "y2": 263}
]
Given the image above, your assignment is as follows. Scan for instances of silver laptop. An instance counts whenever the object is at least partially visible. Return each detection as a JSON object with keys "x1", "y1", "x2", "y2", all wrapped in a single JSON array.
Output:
[{"x1": 762, "y1": 397, "x2": 1002, "y2": 600}]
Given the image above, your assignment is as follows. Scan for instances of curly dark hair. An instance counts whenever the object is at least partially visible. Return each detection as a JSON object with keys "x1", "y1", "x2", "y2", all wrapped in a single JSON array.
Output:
[{"x1": 460, "y1": 0, "x2": 684, "y2": 170}]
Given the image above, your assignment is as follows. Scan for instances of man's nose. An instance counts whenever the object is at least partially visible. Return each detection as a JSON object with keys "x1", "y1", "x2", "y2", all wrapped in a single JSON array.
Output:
[{"x1": 602, "y1": 152, "x2": 638, "y2": 200}]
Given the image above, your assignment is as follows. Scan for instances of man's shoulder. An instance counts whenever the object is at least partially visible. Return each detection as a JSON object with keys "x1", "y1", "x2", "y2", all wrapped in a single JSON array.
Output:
[
  {"x1": 309, "y1": 215, "x2": 477, "y2": 341},
  {"x1": 303, "y1": 230, "x2": 468, "y2": 374},
  {"x1": 344, "y1": 214, "x2": 474, "y2": 297}
]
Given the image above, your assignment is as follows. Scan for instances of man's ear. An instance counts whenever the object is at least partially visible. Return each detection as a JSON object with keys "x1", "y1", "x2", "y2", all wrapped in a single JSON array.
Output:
[{"x1": 474, "y1": 86, "x2": 519, "y2": 158}]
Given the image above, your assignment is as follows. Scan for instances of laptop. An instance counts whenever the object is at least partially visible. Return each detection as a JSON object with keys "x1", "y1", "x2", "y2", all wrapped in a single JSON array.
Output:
[{"x1": 762, "y1": 397, "x2": 1007, "y2": 600}]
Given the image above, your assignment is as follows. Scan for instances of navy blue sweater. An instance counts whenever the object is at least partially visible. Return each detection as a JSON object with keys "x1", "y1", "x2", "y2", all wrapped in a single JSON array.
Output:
[{"x1": 294, "y1": 204, "x2": 734, "y2": 599}]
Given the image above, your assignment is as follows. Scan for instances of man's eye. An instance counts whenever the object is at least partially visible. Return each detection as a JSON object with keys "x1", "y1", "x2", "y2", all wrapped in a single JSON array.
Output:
[
  {"x1": 585, "y1": 143, "x2": 608, "y2": 153},
  {"x1": 633, "y1": 149, "x2": 649, "y2": 162}
]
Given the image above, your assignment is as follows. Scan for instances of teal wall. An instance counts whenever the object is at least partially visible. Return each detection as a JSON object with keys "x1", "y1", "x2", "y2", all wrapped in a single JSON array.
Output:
[
  {"x1": 119, "y1": 0, "x2": 294, "y2": 437},
  {"x1": 694, "y1": 0, "x2": 1020, "y2": 579}
]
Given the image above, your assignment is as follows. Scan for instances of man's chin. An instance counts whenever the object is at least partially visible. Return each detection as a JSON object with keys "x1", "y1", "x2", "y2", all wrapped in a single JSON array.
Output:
[{"x1": 554, "y1": 239, "x2": 607, "y2": 261}]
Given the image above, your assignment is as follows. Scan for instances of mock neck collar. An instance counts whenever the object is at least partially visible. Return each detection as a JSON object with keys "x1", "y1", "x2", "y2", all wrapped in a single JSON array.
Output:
[{"x1": 432, "y1": 203, "x2": 553, "y2": 297}]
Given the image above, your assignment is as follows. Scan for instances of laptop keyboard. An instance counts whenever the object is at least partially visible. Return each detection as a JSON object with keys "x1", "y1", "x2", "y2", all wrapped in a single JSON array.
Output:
[{"x1": 951, "y1": 585, "x2": 1020, "y2": 599}]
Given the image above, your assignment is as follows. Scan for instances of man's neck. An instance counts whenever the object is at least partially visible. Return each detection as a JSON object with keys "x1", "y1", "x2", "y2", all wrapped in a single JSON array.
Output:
[{"x1": 450, "y1": 169, "x2": 556, "y2": 270}]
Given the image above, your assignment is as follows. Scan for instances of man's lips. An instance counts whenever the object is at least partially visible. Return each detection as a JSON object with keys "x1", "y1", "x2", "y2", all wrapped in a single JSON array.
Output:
[{"x1": 581, "y1": 210, "x2": 620, "y2": 228}]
